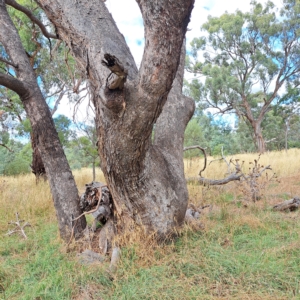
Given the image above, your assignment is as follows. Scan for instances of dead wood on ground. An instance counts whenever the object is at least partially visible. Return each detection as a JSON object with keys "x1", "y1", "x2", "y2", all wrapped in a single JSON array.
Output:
[{"x1": 273, "y1": 197, "x2": 300, "y2": 212}]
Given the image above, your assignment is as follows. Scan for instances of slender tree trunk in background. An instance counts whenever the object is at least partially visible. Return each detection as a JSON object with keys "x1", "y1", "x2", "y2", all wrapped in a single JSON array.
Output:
[
  {"x1": 38, "y1": 0, "x2": 195, "y2": 238},
  {"x1": 285, "y1": 119, "x2": 289, "y2": 153},
  {"x1": 0, "y1": 1, "x2": 86, "y2": 241}
]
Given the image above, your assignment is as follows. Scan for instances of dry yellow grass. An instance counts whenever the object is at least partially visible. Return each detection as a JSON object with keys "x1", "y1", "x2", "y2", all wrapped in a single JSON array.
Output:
[
  {"x1": 1, "y1": 149, "x2": 300, "y2": 234},
  {"x1": 1, "y1": 150, "x2": 300, "y2": 299},
  {"x1": 184, "y1": 148, "x2": 300, "y2": 178},
  {"x1": 185, "y1": 148, "x2": 300, "y2": 206},
  {"x1": 0, "y1": 168, "x2": 105, "y2": 235}
]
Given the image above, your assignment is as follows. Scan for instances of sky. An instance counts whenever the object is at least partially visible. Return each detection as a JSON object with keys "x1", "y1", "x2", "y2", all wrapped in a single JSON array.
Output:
[{"x1": 54, "y1": 0, "x2": 282, "y2": 120}]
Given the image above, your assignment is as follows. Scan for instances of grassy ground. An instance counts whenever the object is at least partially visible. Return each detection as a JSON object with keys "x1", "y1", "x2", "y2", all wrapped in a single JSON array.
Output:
[{"x1": 1, "y1": 150, "x2": 300, "y2": 299}]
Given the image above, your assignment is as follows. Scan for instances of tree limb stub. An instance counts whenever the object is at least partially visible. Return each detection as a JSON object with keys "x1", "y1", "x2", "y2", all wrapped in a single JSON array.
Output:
[{"x1": 101, "y1": 54, "x2": 127, "y2": 90}]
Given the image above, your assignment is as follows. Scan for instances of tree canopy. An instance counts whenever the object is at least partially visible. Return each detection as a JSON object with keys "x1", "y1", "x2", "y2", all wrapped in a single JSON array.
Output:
[{"x1": 186, "y1": 0, "x2": 300, "y2": 153}]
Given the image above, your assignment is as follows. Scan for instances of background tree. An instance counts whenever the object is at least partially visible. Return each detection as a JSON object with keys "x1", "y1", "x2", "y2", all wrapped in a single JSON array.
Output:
[
  {"x1": 0, "y1": 0, "x2": 86, "y2": 240},
  {"x1": 0, "y1": 0, "x2": 85, "y2": 180},
  {"x1": 70, "y1": 120, "x2": 99, "y2": 181},
  {"x1": 186, "y1": 0, "x2": 300, "y2": 153}
]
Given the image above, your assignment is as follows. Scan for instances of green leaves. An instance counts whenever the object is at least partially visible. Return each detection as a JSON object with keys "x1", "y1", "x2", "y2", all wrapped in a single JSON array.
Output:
[{"x1": 186, "y1": 0, "x2": 300, "y2": 152}]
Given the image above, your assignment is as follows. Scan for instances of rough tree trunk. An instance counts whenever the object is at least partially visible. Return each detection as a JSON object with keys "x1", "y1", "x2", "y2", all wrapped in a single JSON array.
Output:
[
  {"x1": 37, "y1": 0, "x2": 195, "y2": 238},
  {"x1": 253, "y1": 122, "x2": 265, "y2": 154},
  {"x1": 0, "y1": 1, "x2": 86, "y2": 241},
  {"x1": 30, "y1": 132, "x2": 47, "y2": 181}
]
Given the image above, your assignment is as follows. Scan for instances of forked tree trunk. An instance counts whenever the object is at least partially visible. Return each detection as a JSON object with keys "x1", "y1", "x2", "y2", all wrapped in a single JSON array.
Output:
[
  {"x1": 37, "y1": 0, "x2": 195, "y2": 237},
  {"x1": 0, "y1": 2, "x2": 86, "y2": 241}
]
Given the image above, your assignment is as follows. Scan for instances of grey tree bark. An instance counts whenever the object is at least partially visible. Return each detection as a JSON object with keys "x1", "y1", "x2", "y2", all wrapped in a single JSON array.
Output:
[
  {"x1": 35, "y1": 0, "x2": 195, "y2": 238},
  {"x1": 0, "y1": 1, "x2": 86, "y2": 241}
]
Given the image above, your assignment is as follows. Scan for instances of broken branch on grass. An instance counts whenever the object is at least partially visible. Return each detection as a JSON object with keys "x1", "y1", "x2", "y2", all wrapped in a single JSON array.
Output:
[
  {"x1": 5, "y1": 212, "x2": 31, "y2": 239},
  {"x1": 186, "y1": 173, "x2": 242, "y2": 185},
  {"x1": 273, "y1": 197, "x2": 300, "y2": 212}
]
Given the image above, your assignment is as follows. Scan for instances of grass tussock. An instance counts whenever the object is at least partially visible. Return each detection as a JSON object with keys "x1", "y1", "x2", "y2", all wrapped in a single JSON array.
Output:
[{"x1": 1, "y1": 149, "x2": 300, "y2": 299}]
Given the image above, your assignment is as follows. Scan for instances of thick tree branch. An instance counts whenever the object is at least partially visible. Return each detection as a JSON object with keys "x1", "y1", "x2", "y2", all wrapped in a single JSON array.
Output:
[
  {"x1": 5, "y1": 0, "x2": 58, "y2": 39},
  {"x1": 0, "y1": 55, "x2": 18, "y2": 68},
  {"x1": 0, "y1": 0, "x2": 86, "y2": 240},
  {"x1": 0, "y1": 72, "x2": 29, "y2": 98},
  {"x1": 36, "y1": 0, "x2": 137, "y2": 84},
  {"x1": 137, "y1": 0, "x2": 194, "y2": 100}
]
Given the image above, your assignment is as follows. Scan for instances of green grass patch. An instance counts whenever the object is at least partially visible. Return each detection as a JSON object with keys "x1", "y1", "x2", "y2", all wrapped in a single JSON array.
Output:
[{"x1": 1, "y1": 174, "x2": 300, "y2": 299}]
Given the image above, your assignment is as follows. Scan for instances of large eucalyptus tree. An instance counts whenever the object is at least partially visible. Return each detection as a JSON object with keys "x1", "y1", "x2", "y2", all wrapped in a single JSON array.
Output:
[
  {"x1": 187, "y1": 0, "x2": 300, "y2": 153},
  {"x1": 0, "y1": 0, "x2": 195, "y2": 241}
]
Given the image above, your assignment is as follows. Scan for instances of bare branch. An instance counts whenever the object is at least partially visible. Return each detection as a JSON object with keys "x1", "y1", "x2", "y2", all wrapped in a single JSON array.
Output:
[
  {"x1": 5, "y1": 0, "x2": 58, "y2": 39},
  {"x1": 187, "y1": 173, "x2": 242, "y2": 186},
  {"x1": 51, "y1": 40, "x2": 62, "y2": 56},
  {"x1": 184, "y1": 145, "x2": 207, "y2": 177},
  {"x1": 5, "y1": 212, "x2": 31, "y2": 239},
  {"x1": 0, "y1": 143, "x2": 13, "y2": 152},
  {"x1": 265, "y1": 138, "x2": 276, "y2": 144},
  {"x1": 50, "y1": 88, "x2": 66, "y2": 115}
]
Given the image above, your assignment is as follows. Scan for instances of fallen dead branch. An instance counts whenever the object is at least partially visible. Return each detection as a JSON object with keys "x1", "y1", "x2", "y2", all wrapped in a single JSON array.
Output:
[
  {"x1": 185, "y1": 146, "x2": 276, "y2": 202},
  {"x1": 186, "y1": 173, "x2": 242, "y2": 186},
  {"x1": 273, "y1": 197, "x2": 300, "y2": 212},
  {"x1": 5, "y1": 212, "x2": 31, "y2": 239}
]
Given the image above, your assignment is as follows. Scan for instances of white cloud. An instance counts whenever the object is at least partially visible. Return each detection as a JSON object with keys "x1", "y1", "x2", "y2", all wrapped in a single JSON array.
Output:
[{"x1": 106, "y1": 0, "x2": 283, "y2": 65}]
